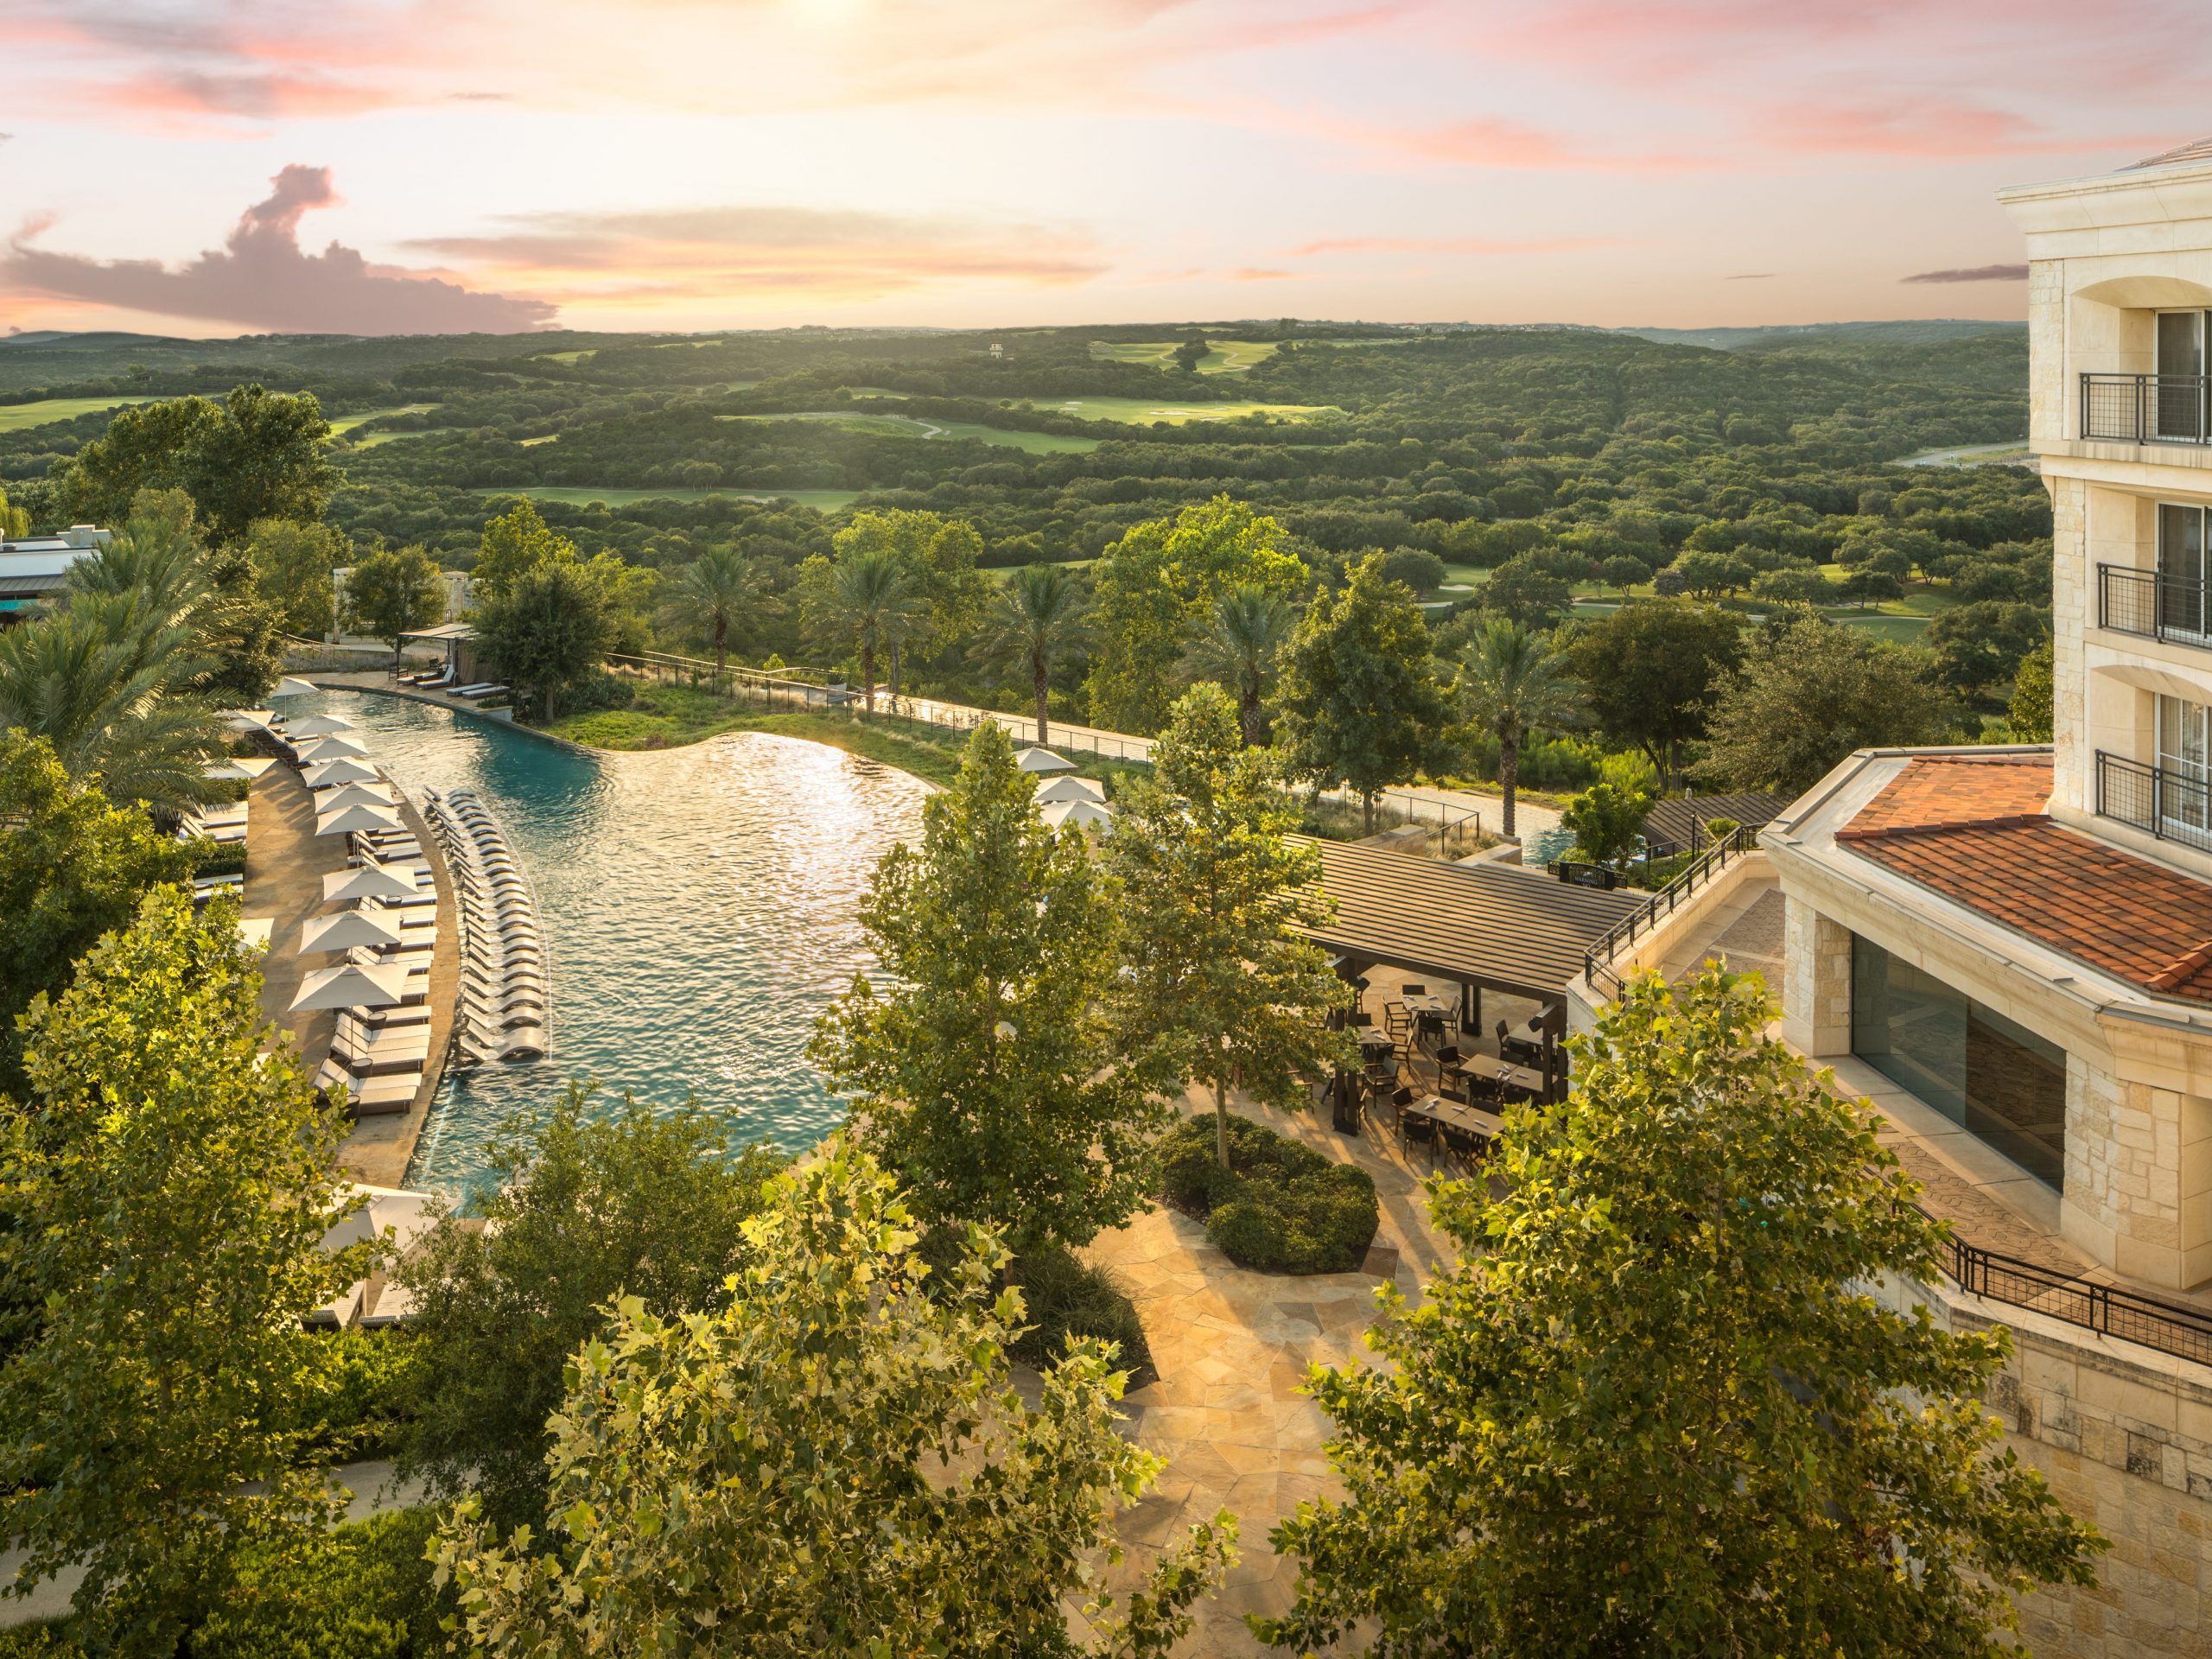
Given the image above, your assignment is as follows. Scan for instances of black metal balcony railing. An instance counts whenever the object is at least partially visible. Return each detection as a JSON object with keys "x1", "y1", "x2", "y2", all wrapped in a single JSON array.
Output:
[
  {"x1": 1937, "y1": 1230, "x2": 2212, "y2": 1369},
  {"x1": 2096, "y1": 563, "x2": 2212, "y2": 645},
  {"x1": 2080, "y1": 372, "x2": 2212, "y2": 444},
  {"x1": 2095, "y1": 751, "x2": 2212, "y2": 853}
]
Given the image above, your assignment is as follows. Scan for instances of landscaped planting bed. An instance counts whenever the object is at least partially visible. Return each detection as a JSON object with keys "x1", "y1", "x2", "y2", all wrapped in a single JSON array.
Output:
[{"x1": 1159, "y1": 1112, "x2": 1379, "y2": 1274}]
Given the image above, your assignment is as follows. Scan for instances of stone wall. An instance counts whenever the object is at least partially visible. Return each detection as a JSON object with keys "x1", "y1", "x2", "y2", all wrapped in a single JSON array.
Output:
[
  {"x1": 2049, "y1": 474, "x2": 2088, "y2": 816},
  {"x1": 1781, "y1": 896, "x2": 1852, "y2": 1058},
  {"x1": 2028, "y1": 256, "x2": 2068, "y2": 443}
]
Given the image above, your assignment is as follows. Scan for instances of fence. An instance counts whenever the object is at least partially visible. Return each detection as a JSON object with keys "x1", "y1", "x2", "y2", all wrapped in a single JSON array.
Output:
[
  {"x1": 1936, "y1": 1230, "x2": 2212, "y2": 1369},
  {"x1": 1580, "y1": 824, "x2": 1758, "y2": 998},
  {"x1": 2080, "y1": 371, "x2": 2212, "y2": 446}
]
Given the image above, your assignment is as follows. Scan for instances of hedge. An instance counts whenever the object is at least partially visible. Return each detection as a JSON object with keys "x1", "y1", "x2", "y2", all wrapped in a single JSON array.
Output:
[{"x1": 1159, "y1": 1113, "x2": 1379, "y2": 1274}]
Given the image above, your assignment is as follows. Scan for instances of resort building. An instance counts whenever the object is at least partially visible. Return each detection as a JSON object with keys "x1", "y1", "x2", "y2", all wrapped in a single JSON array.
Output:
[
  {"x1": 0, "y1": 524, "x2": 112, "y2": 624},
  {"x1": 1566, "y1": 141, "x2": 2212, "y2": 1656}
]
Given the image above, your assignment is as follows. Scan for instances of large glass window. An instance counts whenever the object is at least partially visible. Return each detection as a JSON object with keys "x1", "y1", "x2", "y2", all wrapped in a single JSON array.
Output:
[
  {"x1": 2158, "y1": 310, "x2": 2210, "y2": 440},
  {"x1": 1850, "y1": 938, "x2": 2067, "y2": 1191},
  {"x1": 2158, "y1": 501, "x2": 2212, "y2": 638}
]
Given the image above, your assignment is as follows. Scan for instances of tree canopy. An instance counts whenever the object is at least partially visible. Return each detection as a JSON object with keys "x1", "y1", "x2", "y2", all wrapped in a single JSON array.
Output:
[{"x1": 1701, "y1": 617, "x2": 1952, "y2": 795}]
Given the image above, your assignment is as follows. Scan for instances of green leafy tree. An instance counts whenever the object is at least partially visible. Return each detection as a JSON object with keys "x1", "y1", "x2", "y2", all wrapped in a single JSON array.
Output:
[
  {"x1": 1701, "y1": 618, "x2": 1951, "y2": 796},
  {"x1": 813, "y1": 722, "x2": 1158, "y2": 1255},
  {"x1": 1173, "y1": 334, "x2": 1210, "y2": 372},
  {"x1": 0, "y1": 733, "x2": 199, "y2": 1096},
  {"x1": 1564, "y1": 601, "x2": 1744, "y2": 782},
  {"x1": 59, "y1": 385, "x2": 334, "y2": 545},
  {"x1": 1085, "y1": 497, "x2": 1308, "y2": 734},
  {"x1": 1259, "y1": 969, "x2": 2105, "y2": 1656},
  {"x1": 470, "y1": 499, "x2": 576, "y2": 604},
  {"x1": 1456, "y1": 616, "x2": 1584, "y2": 838},
  {"x1": 2007, "y1": 639, "x2": 2055, "y2": 742},
  {"x1": 1180, "y1": 582, "x2": 1294, "y2": 747},
  {"x1": 0, "y1": 484, "x2": 29, "y2": 539},
  {"x1": 831, "y1": 508, "x2": 988, "y2": 686},
  {"x1": 1107, "y1": 685, "x2": 1351, "y2": 1168},
  {"x1": 0, "y1": 889, "x2": 370, "y2": 1652},
  {"x1": 1274, "y1": 550, "x2": 1449, "y2": 830},
  {"x1": 1927, "y1": 600, "x2": 2050, "y2": 706},
  {"x1": 433, "y1": 1141, "x2": 1234, "y2": 1656},
  {"x1": 1840, "y1": 568, "x2": 1906, "y2": 608},
  {"x1": 820, "y1": 544, "x2": 924, "y2": 709},
  {"x1": 341, "y1": 543, "x2": 444, "y2": 670},
  {"x1": 1675, "y1": 547, "x2": 1756, "y2": 597},
  {"x1": 1599, "y1": 552, "x2": 1651, "y2": 596},
  {"x1": 1559, "y1": 779, "x2": 1650, "y2": 867},
  {"x1": 1476, "y1": 554, "x2": 1574, "y2": 629},
  {"x1": 972, "y1": 562, "x2": 1090, "y2": 746},
  {"x1": 664, "y1": 543, "x2": 768, "y2": 671},
  {"x1": 474, "y1": 558, "x2": 614, "y2": 721},
  {"x1": 389, "y1": 1085, "x2": 783, "y2": 1535},
  {"x1": 1752, "y1": 565, "x2": 1836, "y2": 607},
  {"x1": 247, "y1": 516, "x2": 347, "y2": 639}
]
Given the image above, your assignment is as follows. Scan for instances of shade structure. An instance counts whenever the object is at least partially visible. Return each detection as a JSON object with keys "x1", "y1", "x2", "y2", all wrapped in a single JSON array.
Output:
[
  {"x1": 302, "y1": 756, "x2": 381, "y2": 788},
  {"x1": 322, "y1": 862, "x2": 419, "y2": 903},
  {"x1": 203, "y1": 756, "x2": 278, "y2": 782},
  {"x1": 318, "y1": 781, "x2": 399, "y2": 812},
  {"x1": 294, "y1": 907, "x2": 405, "y2": 956},
  {"x1": 315, "y1": 801, "x2": 404, "y2": 837},
  {"x1": 296, "y1": 734, "x2": 371, "y2": 762},
  {"x1": 1033, "y1": 774, "x2": 1106, "y2": 804},
  {"x1": 283, "y1": 714, "x2": 354, "y2": 738},
  {"x1": 1041, "y1": 798, "x2": 1115, "y2": 834},
  {"x1": 287, "y1": 961, "x2": 409, "y2": 1013},
  {"x1": 237, "y1": 916, "x2": 274, "y2": 951},
  {"x1": 1014, "y1": 747, "x2": 1077, "y2": 773},
  {"x1": 271, "y1": 676, "x2": 321, "y2": 699},
  {"x1": 223, "y1": 708, "x2": 273, "y2": 731}
]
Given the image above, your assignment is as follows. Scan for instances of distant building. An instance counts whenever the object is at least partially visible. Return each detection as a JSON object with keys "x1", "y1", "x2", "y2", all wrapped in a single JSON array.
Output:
[{"x1": 0, "y1": 524, "x2": 113, "y2": 625}]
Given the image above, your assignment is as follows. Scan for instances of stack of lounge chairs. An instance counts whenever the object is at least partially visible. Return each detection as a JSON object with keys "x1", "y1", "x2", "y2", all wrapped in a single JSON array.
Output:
[
  {"x1": 178, "y1": 800, "x2": 248, "y2": 845},
  {"x1": 423, "y1": 788, "x2": 548, "y2": 1065}
]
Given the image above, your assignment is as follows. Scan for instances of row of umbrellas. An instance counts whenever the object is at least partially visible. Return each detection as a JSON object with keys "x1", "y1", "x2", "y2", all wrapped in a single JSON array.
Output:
[{"x1": 1015, "y1": 748, "x2": 1114, "y2": 834}]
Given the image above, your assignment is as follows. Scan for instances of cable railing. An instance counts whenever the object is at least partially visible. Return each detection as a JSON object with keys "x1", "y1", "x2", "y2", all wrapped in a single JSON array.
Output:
[
  {"x1": 2080, "y1": 372, "x2": 2212, "y2": 445},
  {"x1": 1580, "y1": 824, "x2": 1759, "y2": 999}
]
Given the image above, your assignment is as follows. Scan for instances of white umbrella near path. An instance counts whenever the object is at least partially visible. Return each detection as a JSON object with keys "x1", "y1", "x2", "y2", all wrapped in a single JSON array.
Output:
[
  {"x1": 318, "y1": 781, "x2": 399, "y2": 813},
  {"x1": 315, "y1": 801, "x2": 404, "y2": 837},
  {"x1": 303, "y1": 757, "x2": 382, "y2": 789},
  {"x1": 283, "y1": 714, "x2": 354, "y2": 738},
  {"x1": 271, "y1": 676, "x2": 321, "y2": 699},
  {"x1": 322, "y1": 864, "x2": 420, "y2": 904},
  {"x1": 223, "y1": 709, "x2": 273, "y2": 732},
  {"x1": 296, "y1": 734, "x2": 372, "y2": 762},
  {"x1": 1041, "y1": 798, "x2": 1115, "y2": 835},
  {"x1": 1014, "y1": 747, "x2": 1077, "y2": 774},
  {"x1": 287, "y1": 962, "x2": 409, "y2": 1013},
  {"x1": 294, "y1": 909, "x2": 405, "y2": 956},
  {"x1": 1034, "y1": 774, "x2": 1106, "y2": 804},
  {"x1": 203, "y1": 756, "x2": 278, "y2": 782}
]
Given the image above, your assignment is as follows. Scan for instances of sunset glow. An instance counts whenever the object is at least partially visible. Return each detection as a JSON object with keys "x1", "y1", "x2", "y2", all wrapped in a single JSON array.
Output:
[{"x1": 2, "y1": 0, "x2": 2207, "y2": 336}]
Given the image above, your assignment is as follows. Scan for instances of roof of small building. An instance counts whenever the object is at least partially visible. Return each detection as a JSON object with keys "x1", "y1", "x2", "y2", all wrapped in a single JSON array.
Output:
[
  {"x1": 1641, "y1": 791, "x2": 1784, "y2": 854},
  {"x1": 1836, "y1": 755, "x2": 2212, "y2": 1006},
  {"x1": 2128, "y1": 136, "x2": 2212, "y2": 171}
]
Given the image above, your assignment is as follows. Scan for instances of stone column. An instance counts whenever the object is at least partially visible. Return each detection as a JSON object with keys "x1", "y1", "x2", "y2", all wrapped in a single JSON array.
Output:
[
  {"x1": 1782, "y1": 898, "x2": 1853, "y2": 1058},
  {"x1": 2049, "y1": 474, "x2": 2088, "y2": 816}
]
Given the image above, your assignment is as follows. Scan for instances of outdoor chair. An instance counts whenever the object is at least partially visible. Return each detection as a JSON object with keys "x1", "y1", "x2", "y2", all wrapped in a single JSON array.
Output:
[{"x1": 1400, "y1": 1105, "x2": 1440, "y2": 1166}]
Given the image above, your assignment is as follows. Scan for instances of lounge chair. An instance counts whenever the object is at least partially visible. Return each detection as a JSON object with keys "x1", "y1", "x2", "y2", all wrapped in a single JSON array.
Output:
[
  {"x1": 344, "y1": 1071, "x2": 421, "y2": 1117},
  {"x1": 455, "y1": 683, "x2": 509, "y2": 700}
]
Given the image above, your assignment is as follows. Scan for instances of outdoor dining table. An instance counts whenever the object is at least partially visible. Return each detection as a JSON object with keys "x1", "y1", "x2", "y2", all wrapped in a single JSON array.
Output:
[
  {"x1": 1399, "y1": 990, "x2": 1453, "y2": 1019},
  {"x1": 1355, "y1": 1027, "x2": 1397, "y2": 1055},
  {"x1": 1401, "y1": 1094, "x2": 1504, "y2": 1160},
  {"x1": 1451, "y1": 1052, "x2": 1547, "y2": 1101}
]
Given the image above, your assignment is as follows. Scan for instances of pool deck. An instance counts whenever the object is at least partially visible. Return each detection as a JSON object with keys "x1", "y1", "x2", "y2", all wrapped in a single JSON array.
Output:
[{"x1": 241, "y1": 749, "x2": 461, "y2": 1189}]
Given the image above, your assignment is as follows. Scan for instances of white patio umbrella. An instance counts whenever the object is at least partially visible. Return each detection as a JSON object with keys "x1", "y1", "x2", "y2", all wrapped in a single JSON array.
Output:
[
  {"x1": 315, "y1": 801, "x2": 404, "y2": 836},
  {"x1": 283, "y1": 714, "x2": 354, "y2": 738},
  {"x1": 302, "y1": 756, "x2": 382, "y2": 788},
  {"x1": 296, "y1": 734, "x2": 372, "y2": 762},
  {"x1": 318, "y1": 781, "x2": 399, "y2": 812},
  {"x1": 1014, "y1": 747, "x2": 1077, "y2": 774},
  {"x1": 223, "y1": 709, "x2": 273, "y2": 731},
  {"x1": 271, "y1": 676, "x2": 321, "y2": 699},
  {"x1": 1033, "y1": 774, "x2": 1106, "y2": 804},
  {"x1": 294, "y1": 908, "x2": 405, "y2": 956},
  {"x1": 1041, "y1": 798, "x2": 1115, "y2": 834},
  {"x1": 287, "y1": 961, "x2": 409, "y2": 1013},
  {"x1": 203, "y1": 756, "x2": 278, "y2": 782},
  {"x1": 323, "y1": 863, "x2": 419, "y2": 903}
]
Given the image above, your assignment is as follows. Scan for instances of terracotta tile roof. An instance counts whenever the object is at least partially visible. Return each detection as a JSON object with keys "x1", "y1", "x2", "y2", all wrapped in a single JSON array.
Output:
[
  {"x1": 1837, "y1": 756, "x2": 2212, "y2": 1007},
  {"x1": 2128, "y1": 136, "x2": 2212, "y2": 171}
]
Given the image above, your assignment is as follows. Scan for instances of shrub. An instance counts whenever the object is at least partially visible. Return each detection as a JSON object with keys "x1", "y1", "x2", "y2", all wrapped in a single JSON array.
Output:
[
  {"x1": 1007, "y1": 1248, "x2": 1154, "y2": 1387},
  {"x1": 1158, "y1": 1114, "x2": 1379, "y2": 1274},
  {"x1": 292, "y1": 1328, "x2": 427, "y2": 1464},
  {"x1": 184, "y1": 1506, "x2": 450, "y2": 1659},
  {"x1": 556, "y1": 670, "x2": 636, "y2": 715}
]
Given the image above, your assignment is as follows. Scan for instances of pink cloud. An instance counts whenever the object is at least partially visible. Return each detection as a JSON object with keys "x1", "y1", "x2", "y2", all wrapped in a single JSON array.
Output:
[
  {"x1": 1290, "y1": 234, "x2": 1618, "y2": 256},
  {"x1": 0, "y1": 165, "x2": 556, "y2": 334}
]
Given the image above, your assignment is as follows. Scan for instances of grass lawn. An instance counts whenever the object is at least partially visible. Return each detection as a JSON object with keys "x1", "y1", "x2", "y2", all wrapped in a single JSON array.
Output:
[
  {"x1": 536, "y1": 349, "x2": 595, "y2": 365},
  {"x1": 543, "y1": 682, "x2": 1151, "y2": 792},
  {"x1": 478, "y1": 484, "x2": 862, "y2": 512},
  {"x1": 1835, "y1": 613, "x2": 1933, "y2": 644},
  {"x1": 718, "y1": 410, "x2": 1099, "y2": 454},
  {"x1": 0, "y1": 395, "x2": 162, "y2": 431},
  {"x1": 1087, "y1": 340, "x2": 1281, "y2": 374},
  {"x1": 329, "y1": 403, "x2": 442, "y2": 435},
  {"x1": 1004, "y1": 395, "x2": 1344, "y2": 427}
]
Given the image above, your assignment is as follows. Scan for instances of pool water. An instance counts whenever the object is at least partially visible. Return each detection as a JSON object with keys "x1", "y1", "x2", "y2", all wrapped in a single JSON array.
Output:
[{"x1": 302, "y1": 691, "x2": 929, "y2": 1204}]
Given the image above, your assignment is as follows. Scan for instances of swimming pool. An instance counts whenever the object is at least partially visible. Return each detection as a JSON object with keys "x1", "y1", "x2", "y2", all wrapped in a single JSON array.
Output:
[{"x1": 300, "y1": 691, "x2": 930, "y2": 1202}]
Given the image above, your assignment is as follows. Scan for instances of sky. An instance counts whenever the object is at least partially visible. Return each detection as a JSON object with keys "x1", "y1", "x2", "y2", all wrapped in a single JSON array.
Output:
[{"x1": 1, "y1": 0, "x2": 2208, "y2": 340}]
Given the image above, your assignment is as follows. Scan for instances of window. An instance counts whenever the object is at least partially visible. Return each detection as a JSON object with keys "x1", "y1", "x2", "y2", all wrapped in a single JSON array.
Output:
[
  {"x1": 2158, "y1": 694, "x2": 2212, "y2": 835},
  {"x1": 1850, "y1": 937, "x2": 2067, "y2": 1191},
  {"x1": 2158, "y1": 502, "x2": 2212, "y2": 638},
  {"x1": 2157, "y1": 310, "x2": 2210, "y2": 441}
]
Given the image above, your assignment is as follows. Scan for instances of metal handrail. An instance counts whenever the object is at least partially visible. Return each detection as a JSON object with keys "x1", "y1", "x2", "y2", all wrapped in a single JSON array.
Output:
[
  {"x1": 2080, "y1": 372, "x2": 2212, "y2": 445},
  {"x1": 2094, "y1": 750, "x2": 2212, "y2": 855},
  {"x1": 1581, "y1": 824, "x2": 1758, "y2": 998},
  {"x1": 2096, "y1": 563, "x2": 2212, "y2": 646},
  {"x1": 1933, "y1": 1228, "x2": 2212, "y2": 1368}
]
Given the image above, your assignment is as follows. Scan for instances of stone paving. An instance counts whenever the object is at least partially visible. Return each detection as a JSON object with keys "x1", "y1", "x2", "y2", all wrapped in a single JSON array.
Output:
[{"x1": 1084, "y1": 1084, "x2": 1465, "y2": 1656}]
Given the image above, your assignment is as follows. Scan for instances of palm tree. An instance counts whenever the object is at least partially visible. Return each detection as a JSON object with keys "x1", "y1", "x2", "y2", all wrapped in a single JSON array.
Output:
[
  {"x1": 668, "y1": 546, "x2": 762, "y2": 671},
  {"x1": 1180, "y1": 584, "x2": 1293, "y2": 747},
  {"x1": 830, "y1": 548, "x2": 921, "y2": 711},
  {"x1": 972, "y1": 564, "x2": 1089, "y2": 745},
  {"x1": 0, "y1": 610, "x2": 225, "y2": 817},
  {"x1": 1458, "y1": 617, "x2": 1585, "y2": 839}
]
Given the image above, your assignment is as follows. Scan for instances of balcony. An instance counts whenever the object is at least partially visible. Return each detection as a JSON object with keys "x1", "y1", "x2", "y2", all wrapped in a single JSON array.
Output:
[
  {"x1": 2095, "y1": 750, "x2": 2212, "y2": 853},
  {"x1": 2096, "y1": 563, "x2": 2212, "y2": 646},
  {"x1": 2079, "y1": 372, "x2": 2212, "y2": 445}
]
